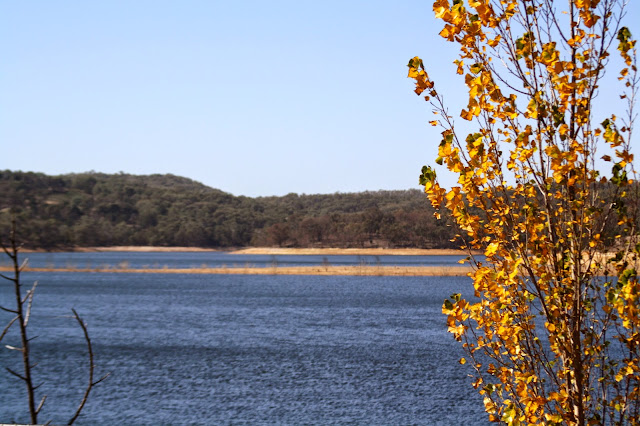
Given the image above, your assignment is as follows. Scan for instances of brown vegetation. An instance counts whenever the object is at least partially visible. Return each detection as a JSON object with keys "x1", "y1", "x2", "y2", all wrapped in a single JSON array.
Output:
[
  {"x1": 230, "y1": 247, "x2": 474, "y2": 256},
  {"x1": 0, "y1": 264, "x2": 473, "y2": 276}
]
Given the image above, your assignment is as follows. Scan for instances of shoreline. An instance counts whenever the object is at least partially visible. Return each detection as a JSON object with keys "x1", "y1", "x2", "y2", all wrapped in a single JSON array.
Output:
[
  {"x1": 230, "y1": 247, "x2": 474, "y2": 256},
  {"x1": 2, "y1": 265, "x2": 473, "y2": 277},
  {"x1": 45, "y1": 246, "x2": 220, "y2": 253},
  {"x1": 22, "y1": 246, "x2": 475, "y2": 256}
]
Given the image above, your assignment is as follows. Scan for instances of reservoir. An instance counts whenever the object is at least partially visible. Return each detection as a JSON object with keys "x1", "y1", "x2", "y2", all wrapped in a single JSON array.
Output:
[{"x1": 0, "y1": 254, "x2": 488, "y2": 425}]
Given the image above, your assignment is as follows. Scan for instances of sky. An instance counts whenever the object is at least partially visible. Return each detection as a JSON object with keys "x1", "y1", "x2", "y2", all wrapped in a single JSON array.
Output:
[{"x1": 1, "y1": 1, "x2": 638, "y2": 197}]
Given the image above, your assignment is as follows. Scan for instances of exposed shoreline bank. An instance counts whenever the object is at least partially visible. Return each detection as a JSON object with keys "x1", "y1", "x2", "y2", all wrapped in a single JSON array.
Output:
[
  {"x1": 22, "y1": 246, "x2": 475, "y2": 256},
  {"x1": 1, "y1": 265, "x2": 473, "y2": 277},
  {"x1": 230, "y1": 247, "x2": 474, "y2": 256}
]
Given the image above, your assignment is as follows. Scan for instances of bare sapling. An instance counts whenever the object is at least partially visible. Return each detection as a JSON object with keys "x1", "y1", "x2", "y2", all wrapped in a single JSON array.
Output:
[{"x1": 0, "y1": 219, "x2": 109, "y2": 424}]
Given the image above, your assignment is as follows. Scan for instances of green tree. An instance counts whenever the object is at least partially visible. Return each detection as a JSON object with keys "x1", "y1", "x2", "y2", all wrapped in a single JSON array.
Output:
[{"x1": 410, "y1": 0, "x2": 639, "y2": 423}]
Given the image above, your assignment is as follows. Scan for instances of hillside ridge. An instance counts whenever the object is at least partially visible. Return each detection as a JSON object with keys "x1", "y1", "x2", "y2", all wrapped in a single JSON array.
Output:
[{"x1": 0, "y1": 170, "x2": 458, "y2": 249}]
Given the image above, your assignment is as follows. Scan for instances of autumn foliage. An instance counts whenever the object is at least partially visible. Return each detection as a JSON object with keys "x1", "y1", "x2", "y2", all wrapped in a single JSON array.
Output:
[{"x1": 409, "y1": 0, "x2": 638, "y2": 424}]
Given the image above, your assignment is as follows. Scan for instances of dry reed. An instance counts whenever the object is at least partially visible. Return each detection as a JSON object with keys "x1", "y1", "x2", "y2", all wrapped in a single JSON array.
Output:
[{"x1": 0, "y1": 265, "x2": 473, "y2": 277}]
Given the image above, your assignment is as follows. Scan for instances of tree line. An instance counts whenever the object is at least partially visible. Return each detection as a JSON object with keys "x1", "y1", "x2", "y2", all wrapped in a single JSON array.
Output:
[{"x1": 0, "y1": 170, "x2": 458, "y2": 250}]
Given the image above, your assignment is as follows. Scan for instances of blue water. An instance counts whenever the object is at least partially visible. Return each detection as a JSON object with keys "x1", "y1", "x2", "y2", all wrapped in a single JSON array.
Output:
[
  {"x1": 0, "y1": 263, "x2": 489, "y2": 425},
  {"x1": 6, "y1": 251, "x2": 475, "y2": 270}
]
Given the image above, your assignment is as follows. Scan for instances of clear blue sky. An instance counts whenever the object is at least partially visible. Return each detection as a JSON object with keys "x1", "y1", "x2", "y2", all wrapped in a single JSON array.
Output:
[{"x1": 1, "y1": 1, "x2": 638, "y2": 197}]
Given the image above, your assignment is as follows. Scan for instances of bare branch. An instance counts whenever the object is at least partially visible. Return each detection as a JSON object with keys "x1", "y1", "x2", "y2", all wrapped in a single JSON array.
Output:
[
  {"x1": 0, "y1": 315, "x2": 19, "y2": 343},
  {"x1": 1, "y1": 240, "x2": 13, "y2": 258},
  {"x1": 19, "y1": 257, "x2": 29, "y2": 271},
  {"x1": 21, "y1": 280, "x2": 38, "y2": 304},
  {"x1": 36, "y1": 395, "x2": 47, "y2": 414},
  {"x1": 2, "y1": 217, "x2": 39, "y2": 424},
  {"x1": 94, "y1": 372, "x2": 111, "y2": 386},
  {"x1": 0, "y1": 305, "x2": 19, "y2": 314},
  {"x1": 0, "y1": 272, "x2": 16, "y2": 282},
  {"x1": 23, "y1": 281, "x2": 38, "y2": 327},
  {"x1": 5, "y1": 344, "x2": 24, "y2": 351},
  {"x1": 6, "y1": 367, "x2": 27, "y2": 381},
  {"x1": 68, "y1": 308, "x2": 108, "y2": 425}
]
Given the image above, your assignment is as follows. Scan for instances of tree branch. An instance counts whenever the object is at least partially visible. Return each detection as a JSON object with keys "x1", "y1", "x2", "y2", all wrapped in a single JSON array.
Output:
[
  {"x1": 5, "y1": 344, "x2": 24, "y2": 352},
  {"x1": 23, "y1": 281, "x2": 38, "y2": 327},
  {"x1": 68, "y1": 308, "x2": 108, "y2": 425},
  {"x1": 0, "y1": 315, "x2": 19, "y2": 343},
  {"x1": 6, "y1": 366, "x2": 27, "y2": 381},
  {"x1": 36, "y1": 395, "x2": 47, "y2": 415},
  {"x1": 0, "y1": 305, "x2": 19, "y2": 314},
  {"x1": 19, "y1": 257, "x2": 29, "y2": 271},
  {"x1": 0, "y1": 272, "x2": 17, "y2": 282}
]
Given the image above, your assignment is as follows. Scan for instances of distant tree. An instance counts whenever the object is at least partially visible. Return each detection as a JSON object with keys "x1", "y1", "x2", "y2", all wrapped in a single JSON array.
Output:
[
  {"x1": 70, "y1": 174, "x2": 97, "y2": 194},
  {"x1": 299, "y1": 216, "x2": 331, "y2": 245},
  {"x1": 410, "y1": 0, "x2": 639, "y2": 423},
  {"x1": 362, "y1": 207, "x2": 384, "y2": 244},
  {"x1": 267, "y1": 222, "x2": 291, "y2": 247}
]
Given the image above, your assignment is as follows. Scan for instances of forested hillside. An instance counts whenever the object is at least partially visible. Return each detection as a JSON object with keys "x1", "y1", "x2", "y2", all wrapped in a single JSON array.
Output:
[{"x1": 0, "y1": 170, "x2": 458, "y2": 249}]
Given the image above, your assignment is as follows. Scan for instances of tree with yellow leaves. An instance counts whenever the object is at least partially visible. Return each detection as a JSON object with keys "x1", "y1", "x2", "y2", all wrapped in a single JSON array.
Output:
[{"x1": 409, "y1": 0, "x2": 638, "y2": 424}]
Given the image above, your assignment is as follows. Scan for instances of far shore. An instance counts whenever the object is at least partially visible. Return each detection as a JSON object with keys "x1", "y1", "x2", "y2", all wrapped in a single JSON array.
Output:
[{"x1": 22, "y1": 246, "x2": 476, "y2": 256}]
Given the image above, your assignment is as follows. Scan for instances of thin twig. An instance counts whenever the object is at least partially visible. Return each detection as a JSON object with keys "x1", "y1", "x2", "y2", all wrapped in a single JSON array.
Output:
[
  {"x1": 36, "y1": 395, "x2": 47, "y2": 415},
  {"x1": 0, "y1": 272, "x2": 16, "y2": 282},
  {"x1": 0, "y1": 305, "x2": 19, "y2": 314},
  {"x1": 19, "y1": 257, "x2": 29, "y2": 271},
  {"x1": 5, "y1": 344, "x2": 23, "y2": 351},
  {"x1": 1, "y1": 240, "x2": 12, "y2": 257},
  {"x1": 6, "y1": 366, "x2": 27, "y2": 381},
  {"x1": 68, "y1": 308, "x2": 109, "y2": 425},
  {"x1": 23, "y1": 281, "x2": 38, "y2": 327},
  {"x1": 0, "y1": 315, "x2": 19, "y2": 342}
]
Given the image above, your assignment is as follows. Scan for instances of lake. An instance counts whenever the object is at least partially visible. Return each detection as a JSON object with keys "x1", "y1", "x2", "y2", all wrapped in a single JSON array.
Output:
[{"x1": 0, "y1": 254, "x2": 489, "y2": 425}]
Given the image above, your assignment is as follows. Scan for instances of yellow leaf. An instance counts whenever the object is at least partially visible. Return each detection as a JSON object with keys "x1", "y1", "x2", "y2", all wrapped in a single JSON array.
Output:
[
  {"x1": 488, "y1": 35, "x2": 501, "y2": 47},
  {"x1": 526, "y1": 98, "x2": 538, "y2": 119},
  {"x1": 433, "y1": 0, "x2": 451, "y2": 19},
  {"x1": 485, "y1": 242, "x2": 499, "y2": 257}
]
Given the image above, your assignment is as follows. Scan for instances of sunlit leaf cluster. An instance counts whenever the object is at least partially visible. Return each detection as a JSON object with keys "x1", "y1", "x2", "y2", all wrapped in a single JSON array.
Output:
[{"x1": 411, "y1": 0, "x2": 639, "y2": 424}]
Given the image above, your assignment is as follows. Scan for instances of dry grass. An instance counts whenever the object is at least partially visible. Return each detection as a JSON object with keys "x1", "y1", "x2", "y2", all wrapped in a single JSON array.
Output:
[
  {"x1": 20, "y1": 246, "x2": 477, "y2": 255},
  {"x1": 1, "y1": 265, "x2": 473, "y2": 276},
  {"x1": 230, "y1": 247, "x2": 476, "y2": 256}
]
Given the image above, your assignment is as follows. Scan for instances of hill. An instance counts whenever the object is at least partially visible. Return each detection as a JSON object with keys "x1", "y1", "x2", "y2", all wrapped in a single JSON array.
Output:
[{"x1": 0, "y1": 170, "x2": 458, "y2": 250}]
